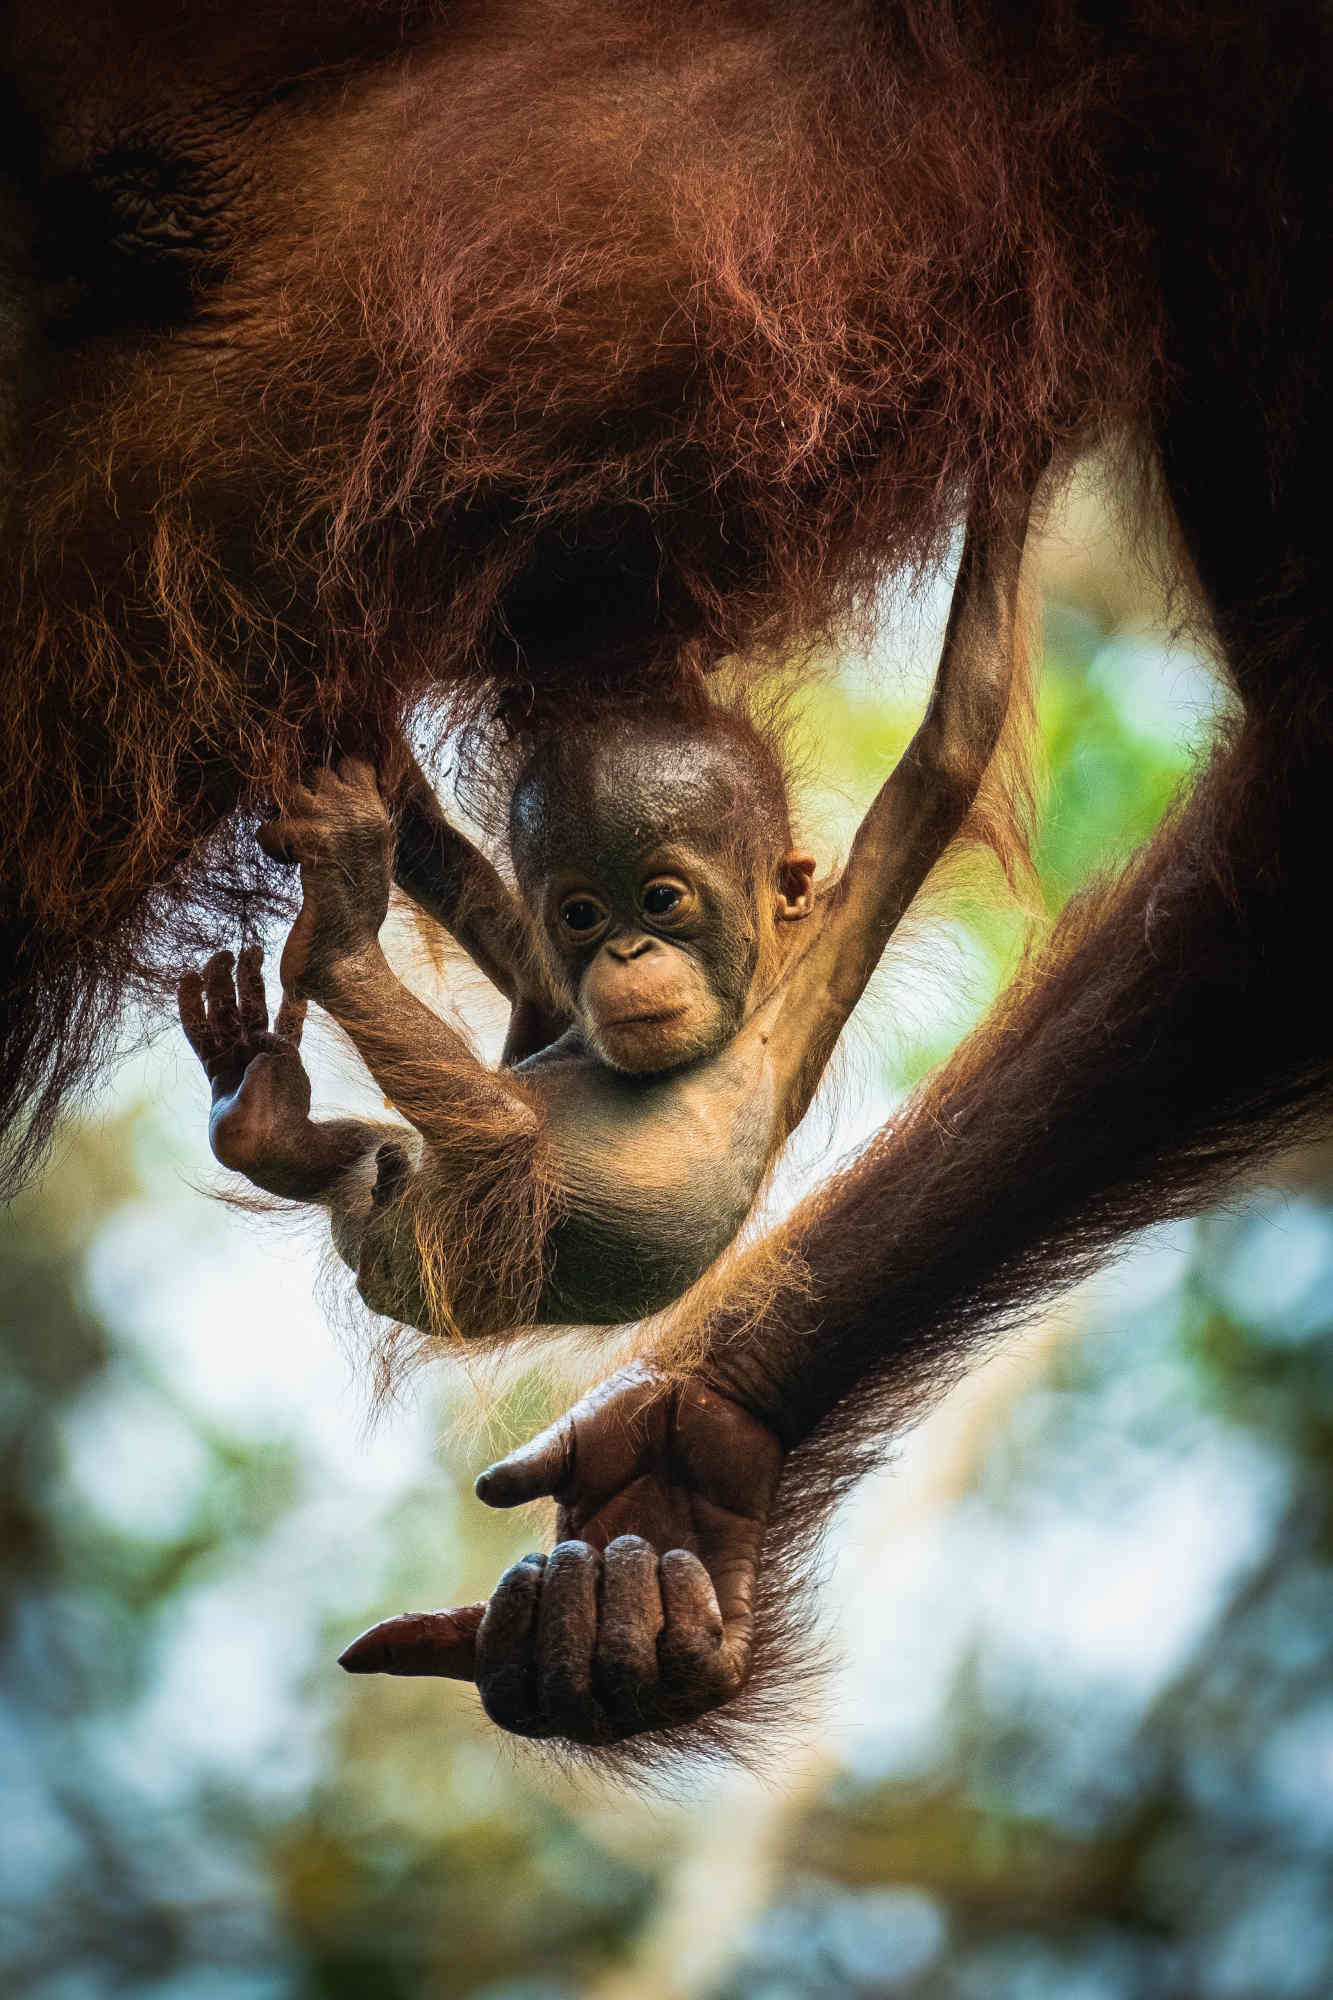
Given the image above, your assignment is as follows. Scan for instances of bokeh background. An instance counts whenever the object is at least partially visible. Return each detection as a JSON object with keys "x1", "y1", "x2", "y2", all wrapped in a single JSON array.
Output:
[{"x1": 6, "y1": 474, "x2": 1333, "y2": 2000}]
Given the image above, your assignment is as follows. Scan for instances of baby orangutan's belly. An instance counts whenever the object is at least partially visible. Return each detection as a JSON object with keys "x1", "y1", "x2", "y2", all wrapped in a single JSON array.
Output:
[
  {"x1": 535, "y1": 1056, "x2": 777, "y2": 1326},
  {"x1": 539, "y1": 1167, "x2": 754, "y2": 1325},
  {"x1": 342, "y1": 1054, "x2": 779, "y2": 1338}
]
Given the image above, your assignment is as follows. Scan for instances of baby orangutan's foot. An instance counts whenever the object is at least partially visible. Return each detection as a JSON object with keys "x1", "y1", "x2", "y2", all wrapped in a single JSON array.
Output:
[
  {"x1": 178, "y1": 946, "x2": 337, "y2": 1200},
  {"x1": 258, "y1": 758, "x2": 393, "y2": 1000}
]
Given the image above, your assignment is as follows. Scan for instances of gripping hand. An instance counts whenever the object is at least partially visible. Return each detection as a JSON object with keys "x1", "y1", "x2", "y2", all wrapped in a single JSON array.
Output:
[{"x1": 339, "y1": 1363, "x2": 784, "y2": 1745}]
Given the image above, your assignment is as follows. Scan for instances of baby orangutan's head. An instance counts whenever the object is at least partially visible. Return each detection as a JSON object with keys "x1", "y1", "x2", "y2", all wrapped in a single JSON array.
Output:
[{"x1": 509, "y1": 714, "x2": 815, "y2": 1075}]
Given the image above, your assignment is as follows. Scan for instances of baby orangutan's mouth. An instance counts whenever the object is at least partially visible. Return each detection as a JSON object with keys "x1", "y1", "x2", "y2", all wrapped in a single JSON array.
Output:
[{"x1": 601, "y1": 1007, "x2": 689, "y2": 1029}]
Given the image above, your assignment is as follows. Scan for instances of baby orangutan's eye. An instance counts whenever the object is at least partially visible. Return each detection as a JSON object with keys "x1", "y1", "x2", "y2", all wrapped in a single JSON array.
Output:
[
  {"x1": 641, "y1": 878, "x2": 690, "y2": 920},
  {"x1": 560, "y1": 895, "x2": 607, "y2": 935}
]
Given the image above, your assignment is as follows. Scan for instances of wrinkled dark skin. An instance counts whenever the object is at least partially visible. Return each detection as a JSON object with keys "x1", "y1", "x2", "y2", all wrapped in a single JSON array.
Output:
[{"x1": 341, "y1": 1365, "x2": 783, "y2": 1743}]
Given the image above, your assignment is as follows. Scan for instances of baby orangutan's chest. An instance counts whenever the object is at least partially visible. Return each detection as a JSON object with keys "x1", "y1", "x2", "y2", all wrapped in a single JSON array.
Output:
[{"x1": 530, "y1": 1053, "x2": 778, "y2": 1325}]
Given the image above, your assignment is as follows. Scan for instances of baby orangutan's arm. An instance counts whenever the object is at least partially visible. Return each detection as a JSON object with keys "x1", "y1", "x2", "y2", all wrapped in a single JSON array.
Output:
[
  {"x1": 769, "y1": 470, "x2": 1042, "y2": 1131},
  {"x1": 391, "y1": 753, "x2": 569, "y2": 1060},
  {"x1": 262, "y1": 759, "x2": 537, "y2": 1147},
  {"x1": 339, "y1": 1363, "x2": 784, "y2": 1747}
]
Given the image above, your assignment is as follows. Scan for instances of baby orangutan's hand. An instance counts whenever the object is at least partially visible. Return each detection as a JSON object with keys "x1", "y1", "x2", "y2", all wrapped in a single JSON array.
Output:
[
  {"x1": 338, "y1": 1363, "x2": 784, "y2": 1745},
  {"x1": 259, "y1": 758, "x2": 393, "y2": 996}
]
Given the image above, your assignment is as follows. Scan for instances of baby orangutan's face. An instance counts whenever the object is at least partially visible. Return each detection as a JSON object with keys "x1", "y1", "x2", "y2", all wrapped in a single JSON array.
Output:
[
  {"x1": 510, "y1": 724, "x2": 814, "y2": 1075},
  {"x1": 546, "y1": 837, "x2": 756, "y2": 1073}
]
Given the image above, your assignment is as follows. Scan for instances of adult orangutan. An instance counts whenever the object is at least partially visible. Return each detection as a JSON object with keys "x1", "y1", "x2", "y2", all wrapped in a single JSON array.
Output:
[{"x1": 4, "y1": 3, "x2": 1332, "y2": 1760}]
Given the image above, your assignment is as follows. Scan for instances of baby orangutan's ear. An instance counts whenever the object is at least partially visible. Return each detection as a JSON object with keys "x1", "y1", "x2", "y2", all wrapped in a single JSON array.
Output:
[{"x1": 775, "y1": 851, "x2": 817, "y2": 920}]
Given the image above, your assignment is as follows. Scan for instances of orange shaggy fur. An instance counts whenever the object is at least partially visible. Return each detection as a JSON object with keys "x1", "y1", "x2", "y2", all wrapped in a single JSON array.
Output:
[{"x1": 3, "y1": 0, "x2": 1149, "y2": 1188}]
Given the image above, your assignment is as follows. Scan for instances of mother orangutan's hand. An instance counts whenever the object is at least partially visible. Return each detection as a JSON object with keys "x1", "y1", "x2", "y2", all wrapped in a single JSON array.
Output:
[{"x1": 338, "y1": 1363, "x2": 784, "y2": 1744}]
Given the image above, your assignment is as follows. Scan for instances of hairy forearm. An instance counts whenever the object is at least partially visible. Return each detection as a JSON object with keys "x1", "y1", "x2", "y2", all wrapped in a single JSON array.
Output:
[
  {"x1": 703, "y1": 714, "x2": 1333, "y2": 1451},
  {"x1": 317, "y1": 945, "x2": 534, "y2": 1139},
  {"x1": 394, "y1": 793, "x2": 527, "y2": 994},
  {"x1": 391, "y1": 767, "x2": 571, "y2": 1029},
  {"x1": 794, "y1": 482, "x2": 1035, "y2": 1051},
  {"x1": 707, "y1": 230, "x2": 1333, "y2": 1461}
]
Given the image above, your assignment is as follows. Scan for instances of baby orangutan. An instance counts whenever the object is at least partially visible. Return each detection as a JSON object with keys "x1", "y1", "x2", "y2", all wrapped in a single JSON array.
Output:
[{"x1": 179, "y1": 484, "x2": 1037, "y2": 1347}]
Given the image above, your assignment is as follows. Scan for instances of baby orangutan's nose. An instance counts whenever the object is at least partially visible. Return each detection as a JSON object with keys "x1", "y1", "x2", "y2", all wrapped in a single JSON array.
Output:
[{"x1": 605, "y1": 932, "x2": 656, "y2": 962}]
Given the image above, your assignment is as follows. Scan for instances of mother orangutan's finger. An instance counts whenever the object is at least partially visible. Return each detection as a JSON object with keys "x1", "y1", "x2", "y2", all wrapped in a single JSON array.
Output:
[
  {"x1": 535, "y1": 1542, "x2": 607, "y2": 1740},
  {"x1": 475, "y1": 1553, "x2": 547, "y2": 1735},
  {"x1": 338, "y1": 1602, "x2": 483, "y2": 1678},
  {"x1": 595, "y1": 1536, "x2": 665, "y2": 1731},
  {"x1": 658, "y1": 1549, "x2": 738, "y2": 1702}
]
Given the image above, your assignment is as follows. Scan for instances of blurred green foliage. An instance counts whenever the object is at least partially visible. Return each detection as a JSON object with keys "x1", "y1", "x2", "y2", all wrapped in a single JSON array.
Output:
[{"x1": 4, "y1": 600, "x2": 1330, "y2": 2000}]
